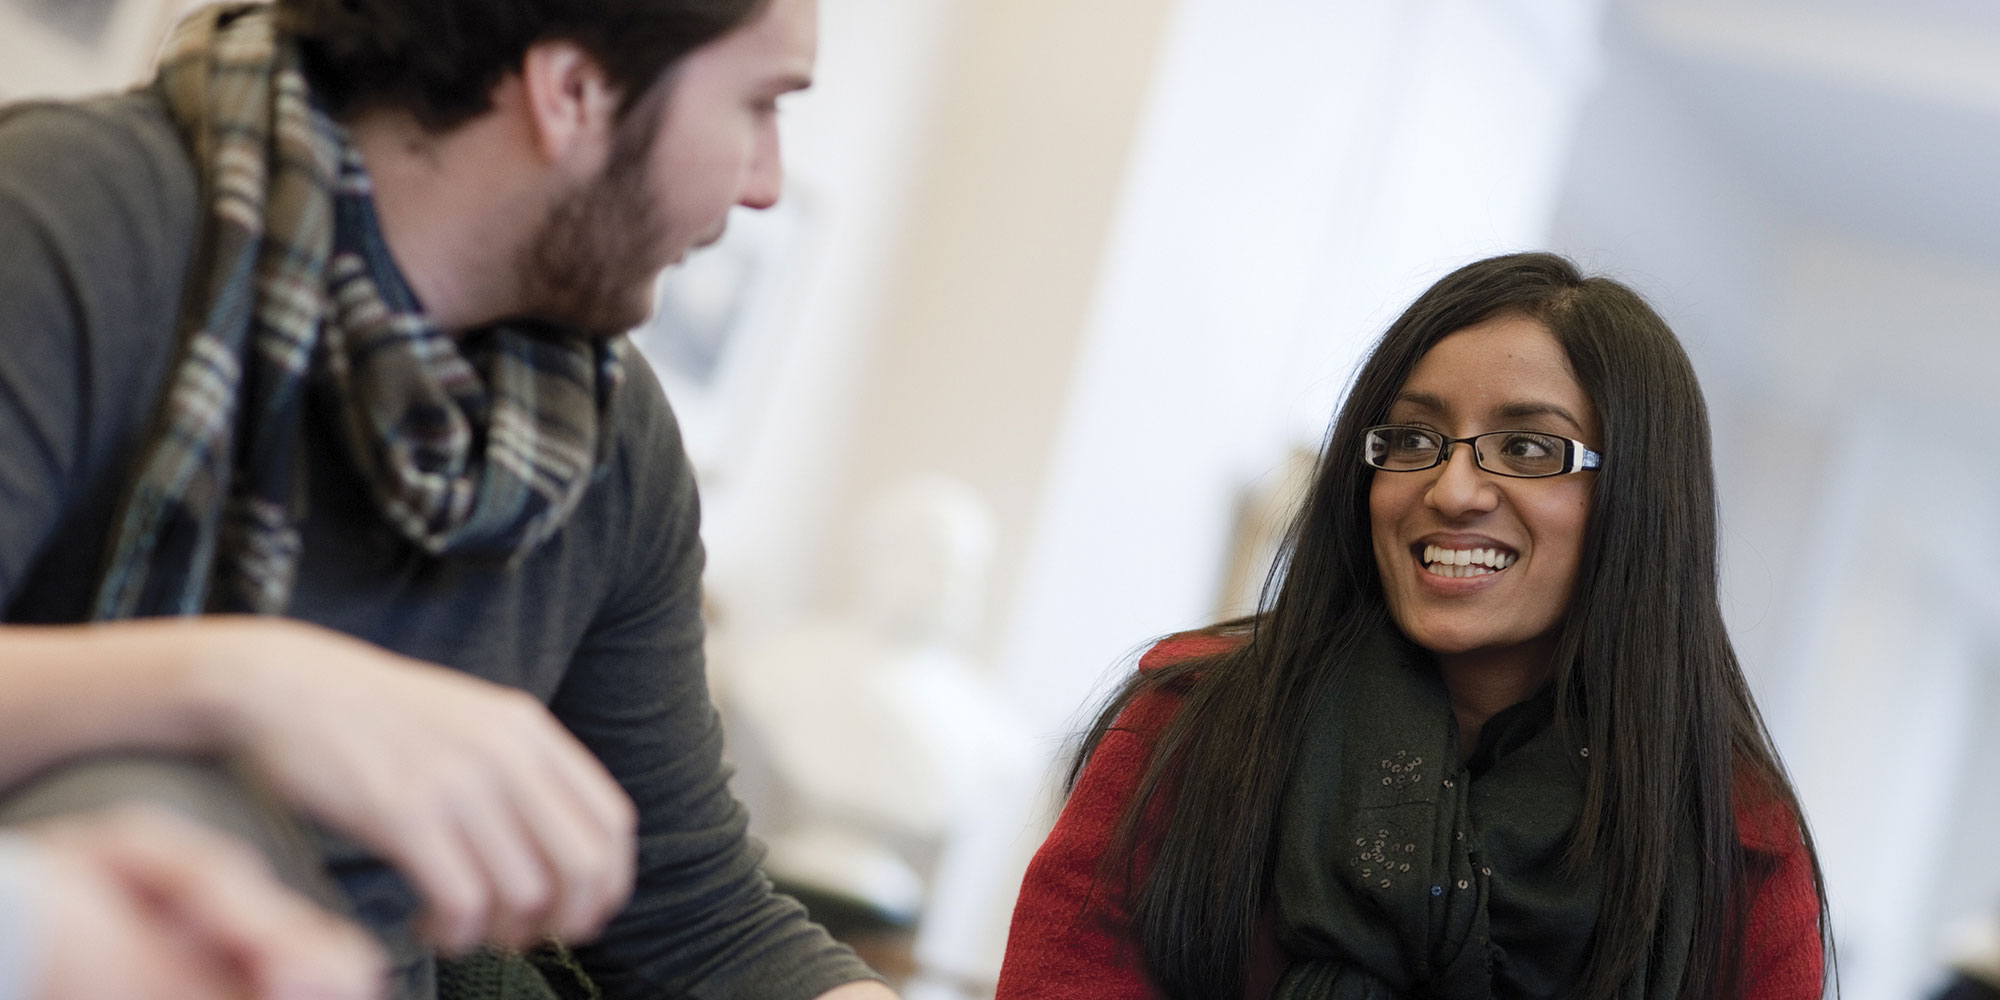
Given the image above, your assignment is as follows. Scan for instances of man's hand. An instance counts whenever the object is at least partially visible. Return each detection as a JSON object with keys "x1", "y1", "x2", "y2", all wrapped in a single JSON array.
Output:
[
  {"x1": 28, "y1": 805, "x2": 385, "y2": 1000},
  {"x1": 192, "y1": 618, "x2": 638, "y2": 954},
  {"x1": 0, "y1": 617, "x2": 636, "y2": 954}
]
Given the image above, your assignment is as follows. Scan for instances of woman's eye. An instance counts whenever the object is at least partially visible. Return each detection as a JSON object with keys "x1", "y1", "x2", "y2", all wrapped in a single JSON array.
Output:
[
  {"x1": 1500, "y1": 433, "x2": 1555, "y2": 458},
  {"x1": 1394, "y1": 429, "x2": 1439, "y2": 451}
]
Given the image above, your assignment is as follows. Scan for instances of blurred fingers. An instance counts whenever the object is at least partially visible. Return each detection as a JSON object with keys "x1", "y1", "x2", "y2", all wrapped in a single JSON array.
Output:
[
  {"x1": 439, "y1": 767, "x2": 554, "y2": 950},
  {"x1": 506, "y1": 764, "x2": 630, "y2": 943},
  {"x1": 55, "y1": 807, "x2": 386, "y2": 1000},
  {"x1": 372, "y1": 789, "x2": 491, "y2": 956},
  {"x1": 520, "y1": 730, "x2": 635, "y2": 939}
]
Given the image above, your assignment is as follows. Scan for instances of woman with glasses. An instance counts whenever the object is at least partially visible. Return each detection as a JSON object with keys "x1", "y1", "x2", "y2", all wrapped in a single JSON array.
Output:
[{"x1": 994, "y1": 253, "x2": 1828, "y2": 1000}]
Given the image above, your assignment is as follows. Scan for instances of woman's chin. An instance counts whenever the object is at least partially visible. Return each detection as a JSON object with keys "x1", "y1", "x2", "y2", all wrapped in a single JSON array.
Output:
[{"x1": 1389, "y1": 614, "x2": 1554, "y2": 665}]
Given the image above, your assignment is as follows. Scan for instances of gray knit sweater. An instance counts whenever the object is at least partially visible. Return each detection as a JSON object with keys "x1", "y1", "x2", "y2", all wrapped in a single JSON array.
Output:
[{"x1": 0, "y1": 90, "x2": 873, "y2": 1000}]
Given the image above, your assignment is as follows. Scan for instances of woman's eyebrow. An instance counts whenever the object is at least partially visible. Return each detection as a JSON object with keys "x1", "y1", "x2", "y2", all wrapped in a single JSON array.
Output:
[
  {"x1": 1391, "y1": 392, "x2": 1585, "y2": 434},
  {"x1": 1492, "y1": 400, "x2": 1585, "y2": 433},
  {"x1": 1392, "y1": 391, "x2": 1447, "y2": 413}
]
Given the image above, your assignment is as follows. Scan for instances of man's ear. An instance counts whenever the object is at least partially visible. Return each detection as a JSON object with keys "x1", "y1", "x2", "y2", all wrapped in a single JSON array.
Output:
[{"x1": 518, "y1": 40, "x2": 619, "y2": 166}]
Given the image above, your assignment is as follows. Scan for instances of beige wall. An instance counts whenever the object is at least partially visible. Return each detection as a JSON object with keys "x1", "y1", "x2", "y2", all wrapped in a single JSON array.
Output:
[
  {"x1": 825, "y1": 0, "x2": 1177, "y2": 655},
  {"x1": 0, "y1": 0, "x2": 205, "y2": 101}
]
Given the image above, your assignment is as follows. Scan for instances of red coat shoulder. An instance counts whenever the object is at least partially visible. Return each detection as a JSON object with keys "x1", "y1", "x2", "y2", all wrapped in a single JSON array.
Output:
[
  {"x1": 1000, "y1": 634, "x2": 1824, "y2": 1000},
  {"x1": 996, "y1": 631, "x2": 1268, "y2": 1000},
  {"x1": 1135, "y1": 631, "x2": 1243, "y2": 672},
  {"x1": 995, "y1": 640, "x2": 1195, "y2": 999},
  {"x1": 1732, "y1": 765, "x2": 1825, "y2": 999}
]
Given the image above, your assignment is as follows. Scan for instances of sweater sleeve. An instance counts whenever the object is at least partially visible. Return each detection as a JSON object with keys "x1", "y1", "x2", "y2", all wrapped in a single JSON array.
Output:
[
  {"x1": 0, "y1": 93, "x2": 192, "y2": 617},
  {"x1": 994, "y1": 686, "x2": 1175, "y2": 1000},
  {"x1": 552, "y1": 362, "x2": 878, "y2": 1000},
  {"x1": 1738, "y1": 832, "x2": 1824, "y2": 1000},
  {"x1": 1735, "y1": 769, "x2": 1826, "y2": 1000},
  {"x1": 997, "y1": 634, "x2": 1257, "y2": 1000}
]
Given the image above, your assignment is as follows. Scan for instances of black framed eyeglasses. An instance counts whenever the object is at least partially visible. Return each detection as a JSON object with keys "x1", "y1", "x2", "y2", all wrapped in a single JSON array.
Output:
[{"x1": 1362, "y1": 424, "x2": 1603, "y2": 479}]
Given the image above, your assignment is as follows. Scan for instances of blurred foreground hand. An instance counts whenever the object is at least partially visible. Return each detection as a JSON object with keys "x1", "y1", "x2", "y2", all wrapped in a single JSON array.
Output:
[{"x1": 24, "y1": 805, "x2": 386, "y2": 1000}]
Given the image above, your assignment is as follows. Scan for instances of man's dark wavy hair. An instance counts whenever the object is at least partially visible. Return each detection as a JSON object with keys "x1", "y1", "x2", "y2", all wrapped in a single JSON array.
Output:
[{"x1": 276, "y1": 0, "x2": 774, "y2": 131}]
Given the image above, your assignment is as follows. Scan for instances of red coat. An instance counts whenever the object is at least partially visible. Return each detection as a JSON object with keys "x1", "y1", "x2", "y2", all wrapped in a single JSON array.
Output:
[{"x1": 996, "y1": 635, "x2": 1824, "y2": 1000}]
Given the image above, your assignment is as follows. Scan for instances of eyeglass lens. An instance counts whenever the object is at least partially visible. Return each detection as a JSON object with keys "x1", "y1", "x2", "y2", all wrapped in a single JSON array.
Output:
[{"x1": 1366, "y1": 427, "x2": 1569, "y2": 477}]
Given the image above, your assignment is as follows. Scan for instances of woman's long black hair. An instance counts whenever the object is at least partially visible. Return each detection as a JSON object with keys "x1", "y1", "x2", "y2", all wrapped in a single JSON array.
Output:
[{"x1": 1071, "y1": 252, "x2": 1830, "y2": 999}]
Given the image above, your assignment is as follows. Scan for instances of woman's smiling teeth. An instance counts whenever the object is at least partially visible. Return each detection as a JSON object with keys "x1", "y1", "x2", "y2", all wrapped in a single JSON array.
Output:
[{"x1": 1421, "y1": 544, "x2": 1517, "y2": 578}]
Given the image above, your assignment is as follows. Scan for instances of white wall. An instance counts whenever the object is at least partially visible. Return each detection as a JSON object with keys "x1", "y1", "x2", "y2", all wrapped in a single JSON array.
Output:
[
  {"x1": 0, "y1": 0, "x2": 191, "y2": 101},
  {"x1": 692, "y1": 0, "x2": 972, "y2": 651},
  {"x1": 1002, "y1": 0, "x2": 1612, "y2": 743},
  {"x1": 704, "y1": 0, "x2": 1184, "y2": 988},
  {"x1": 1279, "y1": 0, "x2": 1611, "y2": 445},
  {"x1": 1929, "y1": 644, "x2": 2000, "y2": 992},
  {"x1": 982, "y1": 0, "x2": 1612, "y2": 982},
  {"x1": 1764, "y1": 401, "x2": 1996, "y2": 1000},
  {"x1": 767, "y1": 0, "x2": 1182, "y2": 665},
  {"x1": 1550, "y1": 22, "x2": 2000, "y2": 997},
  {"x1": 710, "y1": 0, "x2": 1615, "y2": 985},
  {"x1": 1758, "y1": 238, "x2": 2000, "y2": 1000},
  {"x1": 1544, "y1": 44, "x2": 1805, "y2": 715}
]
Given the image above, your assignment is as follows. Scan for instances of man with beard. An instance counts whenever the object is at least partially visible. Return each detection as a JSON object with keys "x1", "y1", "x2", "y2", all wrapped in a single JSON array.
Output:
[{"x1": 0, "y1": 0, "x2": 894, "y2": 997}]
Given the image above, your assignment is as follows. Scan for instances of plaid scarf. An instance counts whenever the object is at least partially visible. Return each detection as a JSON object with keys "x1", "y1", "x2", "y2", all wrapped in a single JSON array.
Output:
[{"x1": 93, "y1": 4, "x2": 625, "y2": 618}]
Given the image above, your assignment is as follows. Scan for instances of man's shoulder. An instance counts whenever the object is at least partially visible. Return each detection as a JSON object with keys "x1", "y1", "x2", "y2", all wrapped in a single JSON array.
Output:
[
  {"x1": 0, "y1": 88, "x2": 195, "y2": 218},
  {"x1": 0, "y1": 90, "x2": 200, "y2": 619},
  {"x1": 0, "y1": 88, "x2": 200, "y2": 349},
  {"x1": 599, "y1": 352, "x2": 694, "y2": 499},
  {"x1": 561, "y1": 352, "x2": 700, "y2": 578}
]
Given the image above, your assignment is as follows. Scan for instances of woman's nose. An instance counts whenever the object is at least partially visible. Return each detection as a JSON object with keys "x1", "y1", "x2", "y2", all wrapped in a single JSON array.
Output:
[{"x1": 1424, "y1": 442, "x2": 1501, "y2": 517}]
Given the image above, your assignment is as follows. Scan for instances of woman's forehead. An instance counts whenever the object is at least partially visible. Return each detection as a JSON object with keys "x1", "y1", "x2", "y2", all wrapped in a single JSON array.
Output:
[{"x1": 1392, "y1": 317, "x2": 1598, "y2": 438}]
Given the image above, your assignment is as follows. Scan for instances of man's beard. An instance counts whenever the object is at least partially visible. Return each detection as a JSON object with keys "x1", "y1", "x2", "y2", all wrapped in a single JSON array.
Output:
[{"x1": 518, "y1": 92, "x2": 672, "y2": 339}]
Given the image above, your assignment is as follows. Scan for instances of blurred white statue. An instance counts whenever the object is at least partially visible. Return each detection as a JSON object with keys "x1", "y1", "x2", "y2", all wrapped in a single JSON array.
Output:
[{"x1": 726, "y1": 474, "x2": 1037, "y2": 987}]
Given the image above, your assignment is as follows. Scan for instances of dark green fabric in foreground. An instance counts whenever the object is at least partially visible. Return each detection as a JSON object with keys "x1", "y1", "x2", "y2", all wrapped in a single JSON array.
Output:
[
  {"x1": 438, "y1": 945, "x2": 600, "y2": 1000},
  {"x1": 1269, "y1": 628, "x2": 1696, "y2": 999}
]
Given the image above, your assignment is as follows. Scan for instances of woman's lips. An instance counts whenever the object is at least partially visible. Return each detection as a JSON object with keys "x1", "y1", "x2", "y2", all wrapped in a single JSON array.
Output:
[{"x1": 1409, "y1": 541, "x2": 1518, "y2": 588}]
